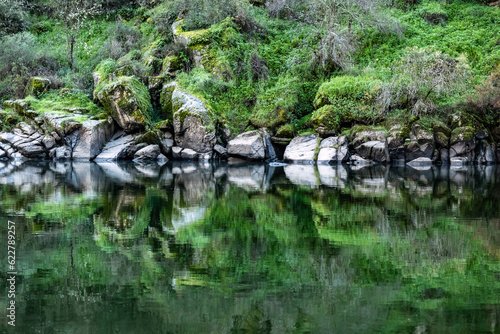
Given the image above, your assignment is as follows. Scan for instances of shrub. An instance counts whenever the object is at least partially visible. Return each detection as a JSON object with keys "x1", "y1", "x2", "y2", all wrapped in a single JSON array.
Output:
[
  {"x1": 417, "y1": 1, "x2": 448, "y2": 25},
  {"x1": 378, "y1": 47, "x2": 471, "y2": 117}
]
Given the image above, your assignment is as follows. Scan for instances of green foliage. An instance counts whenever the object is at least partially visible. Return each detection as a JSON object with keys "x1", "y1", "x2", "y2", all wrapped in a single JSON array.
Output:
[
  {"x1": 25, "y1": 89, "x2": 102, "y2": 116},
  {"x1": 379, "y1": 47, "x2": 471, "y2": 117},
  {"x1": 417, "y1": 1, "x2": 448, "y2": 25}
]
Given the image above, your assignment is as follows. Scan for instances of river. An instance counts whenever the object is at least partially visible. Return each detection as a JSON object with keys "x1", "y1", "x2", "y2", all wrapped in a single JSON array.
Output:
[{"x1": 0, "y1": 160, "x2": 499, "y2": 333}]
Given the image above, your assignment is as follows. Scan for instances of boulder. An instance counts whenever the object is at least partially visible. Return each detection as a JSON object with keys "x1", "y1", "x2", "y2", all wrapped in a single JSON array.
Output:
[
  {"x1": 283, "y1": 134, "x2": 319, "y2": 163},
  {"x1": 162, "y1": 56, "x2": 182, "y2": 75},
  {"x1": 72, "y1": 119, "x2": 116, "y2": 160},
  {"x1": 42, "y1": 136, "x2": 56, "y2": 150},
  {"x1": 214, "y1": 144, "x2": 228, "y2": 159},
  {"x1": 95, "y1": 76, "x2": 152, "y2": 133},
  {"x1": 227, "y1": 130, "x2": 266, "y2": 160},
  {"x1": 449, "y1": 127, "x2": 475, "y2": 159},
  {"x1": 317, "y1": 136, "x2": 349, "y2": 164},
  {"x1": 50, "y1": 146, "x2": 72, "y2": 160},
  {"x1": 407, "y1": 157, "x2": 433, "y2": 167},
  {"x1": 172, "y1": 146, "x2": 183, "y2": 159},
  {"x1": 171, "y1": 88, "x2": 216, "y2": 153},
  {"x1": 351, "y1": 130, "x2": 386, "y2": 148},
  {"x1": 25, "y1": 77, "x2": 51, "y2": 98},
  {"x1": 355, "y1": 140, "x2": 389, "y2": 163},
  {"x1": 476, "y1": 141, "x2": 496, "y2": 164},
  {"x1": 95, "y1": 133, "x2": 137, "y2": 161},
  {"x1": 134, "y1": 144, "x2": 160, "y2": 160},
  {"x1": 159, "y1": 132, "x2": 174, "y2": 155},
  {"x1": 43, "y1": 112, "x2": 83, "y2": 137},
  {"x1": 180, "y1": 148, "x2": 201, "y2": 160},
  {"x1": 404, "y1": 141, "x2": 434, "y2": 161},
  {"x1": 450, "y1": 157, "x2": 471, "y2": 166}
]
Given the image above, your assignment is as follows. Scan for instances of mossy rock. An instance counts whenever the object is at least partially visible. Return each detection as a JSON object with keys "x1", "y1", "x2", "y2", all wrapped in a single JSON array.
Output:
[
  {"x1": 144, "y1": 55, "x2": 162, "y2": 77},
  {"x1": 136, "y1": 129, "x2": 162, "y2": 145},
  {"x1": 113, "y1": 64, "x2": 135, "y2": 78},
  {"x1": 275, "y1": 124, "x2": 294, "y2": 138},
  {"x1": 25, "y1": 77, "x2": 51, "y2": 98},
  {"x1": 162, "y1": 56, "x2": 182, "y2": 75},
  {"x1": 450, "y1": 126, "x2": 475, "y2": 144},
  {"x1": 95, "y1": 76, "x2": 152, "y2": 133},
  {"x1": 250, "y1": 107, "x2": 290, "y2": 129},
  {"x1": 159, "y1": 81, "x2": 179, "y2": 120}
]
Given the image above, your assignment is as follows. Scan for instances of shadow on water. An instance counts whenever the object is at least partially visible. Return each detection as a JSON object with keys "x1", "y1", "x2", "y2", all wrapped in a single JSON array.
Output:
[{"x1": 0, "y1": 160, "x2": 499, "y2": 333}]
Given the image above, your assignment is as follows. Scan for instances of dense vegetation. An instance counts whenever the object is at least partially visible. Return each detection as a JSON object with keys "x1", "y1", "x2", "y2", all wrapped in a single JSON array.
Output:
[{"x1": 0, "y1": 0, "x2": 499, "y2": 137}]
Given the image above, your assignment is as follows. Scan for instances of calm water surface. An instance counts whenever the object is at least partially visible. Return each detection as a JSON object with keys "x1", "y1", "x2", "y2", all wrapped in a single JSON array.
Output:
[{"x1": 0, "y1": 160, "x2": 499, "y2": 333}]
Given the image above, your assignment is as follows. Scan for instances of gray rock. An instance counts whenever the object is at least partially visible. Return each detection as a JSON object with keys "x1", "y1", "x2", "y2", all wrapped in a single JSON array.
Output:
[
  {"x1": 72, "y1": 119, "x2": 115, "y2": 160},
  {"x1": 213, "y1": 144, "x2": 228, "y2": 159},
  {"x1": 407, "y1": 157, "x2": 433, "y2": 167},
  {"x1": 261, "y1": 128, "x2": 277, "y2": 160},
  {"x1": 351, "y1": 130, "x2": 386, "y2": 148},
  {"x1": 349, "y1": 154, "x2": 373, "y2": 165},
  {"x1": 51, "y1": 146, "x2": 72, "y2": 160},
  {"x1": 43, "y1": 112, "x2": 84, "y2": 137},
  {"x1": 450, "y1": 157, "x2": 471, "y2": 166},
  {"x1": 404, "y1": 141, "x2": 434, "y2": 161},
  {"x1": 95, "y1": 77, "x2": 151, "y2": 133},
  {"x1": 134, "y1": 144, "x2": 160, "y2": 160},
  {"x1": 180, "y1": 148, "x2": 200, "y2": 160},
  {"x1": 172, "y1": 146, "x2": 183, "y2": 159},
  {"x1": 95, "y1": 134, "x2": 137, "y2": 161},
  {"x1": 317, "y1": 136, "x2": 348, "y2": 164},
  {"x1": 355, "y1": 140, "x2": 389, "y2": 163},
  {"x1": 283, "y1": 134, "x2": 319, "y2": 163},
  {"x1": 159, "y1": 132, "x2": 174, "y2": 155},
  {"x1": 42, "y1": 136, "x2": 56, "y2": 150},
  {"x1": 171, "y1": 88, "x2": 216, "y2": 153},
  {"x1": 227, "y1": 130, "x2": 266, "y2": 160}
]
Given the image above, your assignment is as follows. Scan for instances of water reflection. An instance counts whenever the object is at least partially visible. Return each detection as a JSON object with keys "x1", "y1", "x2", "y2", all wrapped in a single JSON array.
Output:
[{"x1": 0, "y1": 161, "x2": 499, "y2": 333}]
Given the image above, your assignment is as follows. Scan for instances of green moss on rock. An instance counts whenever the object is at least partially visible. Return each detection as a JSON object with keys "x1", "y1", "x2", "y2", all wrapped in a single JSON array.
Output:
[
  {"x1": 96, "y1": 76, "x2": 153, "y2": 133},
  {"x1": 25, "y1": 77, "x2": 51, "y2": 98}
]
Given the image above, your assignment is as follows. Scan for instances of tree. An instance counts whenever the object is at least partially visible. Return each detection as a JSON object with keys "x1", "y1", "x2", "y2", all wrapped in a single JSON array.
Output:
[
  {"x1": 379, "y1": 47, "x2": 471, "y2": 117},
  {"x1": 51, "y1": 0, "x2": 101, "y2": 70}
]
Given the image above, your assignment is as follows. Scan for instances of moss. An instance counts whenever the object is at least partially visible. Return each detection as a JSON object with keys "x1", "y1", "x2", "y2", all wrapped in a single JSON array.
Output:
[
  {"x1": 94, "y1": 59, "x2": 117, "y2": 88},
  {"x1": 314, "y1": 75, "x2": 380, "y2": 109},
  {"x1": 159, "y1": 82, "x2": 178, "y2": 119},
  {"x1": 136, "y1": 129, "x2": 162, "y2": 145},
  {"x1": 25, "y1": 77, "x2": 51, "y2": 98},
  {"x1": 451, "y1": 126, "x2": 475, "y2": 143},
  {"x1": 275, "y1": 124, "x2": 294, "y2": 138},
  {"x1": 26, "y1": 90, "x2": 102, "y2": 116},
  {"x1": 162, "y1": 56, "x2": 182, "y2": 74},
  {"x1": 97, "y1": 76, "x2": 153, "y2": 126}
]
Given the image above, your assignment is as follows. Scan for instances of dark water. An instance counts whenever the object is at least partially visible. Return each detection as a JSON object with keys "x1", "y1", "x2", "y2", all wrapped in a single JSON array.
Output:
[{"x1": 0, "y1": 160, "x2": 499, "y2": 333}]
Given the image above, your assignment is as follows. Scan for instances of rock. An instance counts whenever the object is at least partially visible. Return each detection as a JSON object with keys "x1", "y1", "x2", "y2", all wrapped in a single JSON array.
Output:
[
  {"x1": 404, "y1": 141, "x2": 434, "y2": 161},
  {"x1": 159, "y1": 132, "x2": 174, "y2": 155},
  {"x1": 351, "y1": 130, "x2": 386, "y2": 148},
  {"x1": 355, "y1": 140, "x2": 389, "y2": 163},
  {"x1": 95, "y1": 76, "x2": 152, "y2": 133},
  {"x1": 42, "y1": 136, "x2": 56, "y2": 150},
  {"x1": 349, "y1": 154, "x2": 373, "y2": 165},
  {"x1": 449, "y1": 127, "x2": 475, "y2": 158},
  {"x1": 43, "y1": 112, "x2": 84, "y2": 137},
  {"x1": 180, "y1": 148, "x2": 200, "y2": 160},
  {"x1": 157, "y1": 153, "x2": 168, "y2": 163},
  {"x1": 476, "y1": 141, "x2": 496, "y2": 164},
  {"x1": 159, "y1": 81, "x2": 178, "y2": 118},
  {"x1": 317, "y1": 136, "x2": 349, "y2": 164},
  {"x1": 162, "y1": 56, "x2": 182, "y2": 75},
  {"x1": 72, "y1": 119, "x2": 116, "y2": 160},
  {"x1": 283, "y1": 134, "x2": 319, "y2": 163},
  {"x1": 407, "y1": 157, "x2": 433, "y2": 167},
  {"x1": 387, "y1": 131, "x2": 405, "y2": 161},
  {"x1": 213, "y1": 144, "x2": 228, "y2": 159},
  {"x1": 440, "y1": 148, "x2": 449, "y2": 163},
  {"x1": 134, "y1": 144, "x2": 160, "y2": 160},
  {"x1": 172, "y1": 146, "x2": 183, "y2": 159},
  {"x1": 227, "y1": 130, "x2": 266, "y2": 160},
  {"x1": 25, "y1": 77, "x2": 51, "y2": 98},
  {"x1": 51, "y1": 146, "x2": 72, "y2": 160},
  {"x1": 171, "y1": 87, "x2": 216, "y2": 153},
  {"x1": 95, "y1": 133, "x2": 137, "y2": 161},
  {"x1": 450, "y1": 157, "x2": 471, "y2": 166}
]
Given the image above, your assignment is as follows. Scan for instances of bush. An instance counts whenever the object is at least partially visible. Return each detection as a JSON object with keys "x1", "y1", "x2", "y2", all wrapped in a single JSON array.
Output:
[
  {"x1": 0, "y1": 0, "x2": 28, "y2": 36},
  {"x1": 378, "y1": 47, "x2": 471, "y2": 117},
  {"x1": 417, "y1": 1, "x2": 448, "y2": 25},
  {"x1": 314, "y1": 75, "x2": 380, "y2": 109}
]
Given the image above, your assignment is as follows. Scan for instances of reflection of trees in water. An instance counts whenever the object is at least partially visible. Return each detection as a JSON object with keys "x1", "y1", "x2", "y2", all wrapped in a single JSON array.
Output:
[{"x1": 0, "y1": 161, "x2": 499, "y2": 333}]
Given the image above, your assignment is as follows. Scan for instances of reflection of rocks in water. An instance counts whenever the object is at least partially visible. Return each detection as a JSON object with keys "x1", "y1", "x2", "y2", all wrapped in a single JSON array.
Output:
[
  {"x1": 95, "y1": 161, "x2": 135, "y2": 184},
  {"x1": 284, "y1": 164, "x2": 318, "y2": 187},
  {"x1": 228, "y1": 164, "x2": 266, "y2": 191},
  {"x1": 317, "y1": 165, "x2": 347, "y2": 188}
]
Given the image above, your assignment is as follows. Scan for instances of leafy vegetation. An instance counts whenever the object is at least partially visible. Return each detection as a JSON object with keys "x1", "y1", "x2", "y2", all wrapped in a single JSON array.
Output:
[{"x1": 0, "y1": 0, "x2": 498, "y2": 136}]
